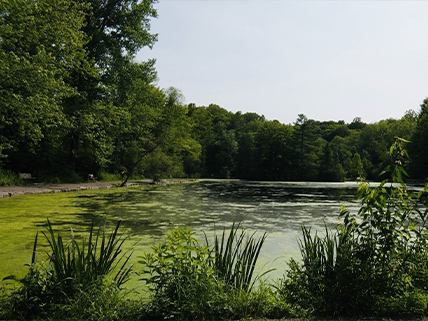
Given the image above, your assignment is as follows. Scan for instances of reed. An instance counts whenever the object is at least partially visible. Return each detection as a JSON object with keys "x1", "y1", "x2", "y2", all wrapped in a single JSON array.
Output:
[
  {"x1": 42, "y1": 219, "x2": 133, "y2": 293},
  {"x1": 212, "y1": 223, "x2": 270, "y2": 292}
]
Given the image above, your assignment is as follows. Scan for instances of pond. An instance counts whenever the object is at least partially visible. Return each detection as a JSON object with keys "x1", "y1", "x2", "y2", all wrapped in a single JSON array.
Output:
[{"x1": 0, "y1": 180, "x2": 363, "y2": 285}]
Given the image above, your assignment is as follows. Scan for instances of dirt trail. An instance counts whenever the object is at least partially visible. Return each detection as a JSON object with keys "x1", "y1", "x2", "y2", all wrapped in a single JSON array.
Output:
[{"x1": 0, "y1": 179, "x2": 189, "y2": 198}]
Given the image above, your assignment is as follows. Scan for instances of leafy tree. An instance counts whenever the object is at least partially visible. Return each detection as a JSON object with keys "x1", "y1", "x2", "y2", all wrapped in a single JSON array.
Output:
[
  {"x1": 234, "y1": 132, "x2": 255, "y2": 179},
  {"x1": 410, "y1": 98, "x2": 428, "y2": 179},
  {"x1": 253, "y1": 121, "x2": 293, "y2": 181},
  {"x1": 64, "y1": 0, "x2": 158, "y2": 174},
  {"x1": 292, "y1": 114, "x2": 321, "y2": 180},
  {"x1": 318, "y1": 142, "x2": 345, "y2": 181},
  {"x1": 348, "y1": 117, "x2": 366, "y2": 130},
  {"x1": 119, "y1": 87, "x2": 191, "y2": 185},
  {"x1": 349, "y1": 152, "x2": 365, "y2": 179},
  {"x1": 140, "y1": 149, "x2": 184, "y2": 181},
  {"x1": 0, "y1": 0, "x2": 94, "y2": 168},
  {"x1": 207, "y1": 129, "x2": 238, "y2": 178},
  {"x1": 322, "y1": 121, "x2": 349, "y2": 142}
]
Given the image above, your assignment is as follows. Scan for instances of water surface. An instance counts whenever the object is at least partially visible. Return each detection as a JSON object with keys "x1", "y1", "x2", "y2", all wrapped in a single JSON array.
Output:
[{"x1": 0, "y1": 180, "x2": 362, "y2": 283}]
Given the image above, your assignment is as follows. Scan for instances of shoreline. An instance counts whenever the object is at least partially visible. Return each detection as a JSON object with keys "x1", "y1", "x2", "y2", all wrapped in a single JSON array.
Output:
[{"x1": 0, "y1": 178, "x2": 191, "y2": 198}]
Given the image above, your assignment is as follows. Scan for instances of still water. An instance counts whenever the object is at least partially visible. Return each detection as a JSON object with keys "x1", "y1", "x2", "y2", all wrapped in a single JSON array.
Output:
[{"x1": 0, "y1": 180, "x2": 362, "y2": 283}]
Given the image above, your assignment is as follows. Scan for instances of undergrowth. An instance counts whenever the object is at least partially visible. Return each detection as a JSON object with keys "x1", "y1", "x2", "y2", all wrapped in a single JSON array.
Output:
[
  {"x1": 279, "y1": 138, "x2": 428, "y2": 317},
  {"x1": 0, "y1": 168, "x2": 23, "y2": 186}
]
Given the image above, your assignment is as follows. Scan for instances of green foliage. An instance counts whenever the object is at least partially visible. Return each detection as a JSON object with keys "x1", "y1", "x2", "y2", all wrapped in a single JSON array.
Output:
[
  {"x1": 282, "y1": 138, "x2": 428, "y2": 316},
  {"x1": 59, "y1": 279, "x2": 137, "y2": 321},
  {"x1": 139, "y1": 225, "x2": 281, "y2": 320},
  {"x1": 375, "y1": 289, "x2": 428, "y2": 316},
  {"x1": 140, "y1": 226, "x2": 221, "y2": 320},
  {"x1": 279, "y1": 225, "x2": 360, "y2": 316},
  {"x1": 212, "y1": 223, "x2": 269, "y2": 292},
  {"x1": 0, "y1": 168, "x2": 23, "y2": 186},
  {"x1": 252, "y1": 120, "x2": 293, "y2": 181},
  {"x1": 140, "y1": 149, "x2": 184, "y2": 181},
  {"x1": 33, "y1": 169, "x2": 85, "y2": 184},
  {"x1": 99, "y1": 172, "x2": 122, "y2": 182},
  {"x1": 0, "y1": 0, "x2": 95, "y2": 162},
  {"x1": 6, "y1": 220, "x2": 132, "y2": 319},
  {"x1": 410, "y1": 98, "x2": 428, "y2": 179},
  {"x1": 349, "y1": 152, "x2": 365, "y2": 179}
]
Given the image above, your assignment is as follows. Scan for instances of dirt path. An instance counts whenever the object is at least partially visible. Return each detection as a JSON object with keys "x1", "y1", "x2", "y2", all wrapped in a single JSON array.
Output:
[{"x1": 0, "y1": 179, "x2": 189, "y2": 198}]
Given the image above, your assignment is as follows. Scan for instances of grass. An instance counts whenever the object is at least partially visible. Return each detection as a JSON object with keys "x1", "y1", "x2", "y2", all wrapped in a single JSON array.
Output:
[
  {"x1": 212, "y1": 222, "x2": 271, "y2": 292},
  {"x1": 2, "y1": 219, "x2": 133, "y2": 320},
  {"x1": 42, "y1": 219, "x2": 133, "y2": 292}
]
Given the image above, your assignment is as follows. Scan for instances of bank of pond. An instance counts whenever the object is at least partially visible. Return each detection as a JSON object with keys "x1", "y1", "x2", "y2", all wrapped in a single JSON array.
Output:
[{"x1": 1, "y1": 175, "x2": 428, "y2": 320}]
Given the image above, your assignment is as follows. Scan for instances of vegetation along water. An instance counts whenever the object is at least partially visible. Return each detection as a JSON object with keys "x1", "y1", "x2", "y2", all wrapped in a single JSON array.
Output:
[
  {"x1": 2, "y1": 144, "x2": 428, "y2": 320},
  {"x1": 0, "y1": 180, "x2": 361, "y2": 282},
  {"x1": 2, "y1": 0, "x2": 428, "y2": 319}
]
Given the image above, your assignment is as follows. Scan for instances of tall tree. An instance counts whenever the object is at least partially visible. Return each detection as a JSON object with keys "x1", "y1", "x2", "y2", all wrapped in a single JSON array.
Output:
[
  {"x1": 292, "y1": 114, "x2": 320, "y2": 180},
  {"x1": 410, "y1": 98, "x2": 428, "y2": 179},
  {"x1": 0, "y1": 0, "x2": 95, "y2": 171},
  {"x1": 119, "y1": 87, "x2": 191, "y2": 185},
  {"x1": 63, "y1": 0, "x2": 159, "y2": 174},
  {"x1": 253, "y1": 121, "x2": 293, "y2": 181}
]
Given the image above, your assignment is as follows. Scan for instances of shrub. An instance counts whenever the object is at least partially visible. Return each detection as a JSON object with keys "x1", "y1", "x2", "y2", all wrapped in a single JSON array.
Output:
[
  {"x1": 0, "y1": 168, "x2": 23, "y2": 186},
  {"x1": 139, "y1": 224, "x2": 280, "y2": 320},
  {"x1": 140, "y1": 226, "x2": 222, "y2": 320},
  {"x1": 6, "y1": 220, "x2": 133, "y2": 319},
  {"x1": 281, "y1": 138, "x2": 428, "y2": 316},
  {"x1": 99, "y1": 171, "x2": 121, "y2": 182}
]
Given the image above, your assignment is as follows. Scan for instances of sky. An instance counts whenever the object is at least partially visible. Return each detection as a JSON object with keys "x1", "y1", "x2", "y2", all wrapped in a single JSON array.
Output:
[{"x1": 136, "y1": 0, "x2": 428, "y2": 125}]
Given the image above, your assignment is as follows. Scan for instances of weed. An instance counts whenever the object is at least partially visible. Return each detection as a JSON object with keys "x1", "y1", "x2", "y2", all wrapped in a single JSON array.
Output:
[
  {"x1": 212, "y1": 222, "x2": 270, "y2": 292},
  {"x1": 5, "y1": 220, "x2": 133, "y2": 319}
]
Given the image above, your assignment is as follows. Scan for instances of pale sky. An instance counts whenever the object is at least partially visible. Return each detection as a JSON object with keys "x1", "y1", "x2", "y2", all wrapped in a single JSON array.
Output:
[{"x1": 137, "y1": 0, "x2": 428, "y2": 125}]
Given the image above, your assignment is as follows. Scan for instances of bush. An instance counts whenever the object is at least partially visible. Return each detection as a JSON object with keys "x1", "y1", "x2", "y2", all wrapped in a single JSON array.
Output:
[
  {"x1": 281, "y1": 138, "x2": 428, "y2": 316},
  {"x1": 139, "y1": 225, "x2": 286, "y2": 320},
  {"x1": 99, "y1": 171, "x2": 121, "y2": 182},
  {"x1": 140, "y1": 226, "x2": 224, "y2": 320},
  {"x1": 5, "y1": 220, "x2": 133, "y2": 319},
  {"x1": 0, "y1": 168, "x2": 23, "y2": 186}
]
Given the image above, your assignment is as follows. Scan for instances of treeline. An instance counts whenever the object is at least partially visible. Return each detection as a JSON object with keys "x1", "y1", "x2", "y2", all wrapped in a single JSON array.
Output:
[
  {"x1": 183, "y1": 104, "x2": 428, "y2": 181},
  {"x1": 1, "y1": 0, "x2": 428, "y2": 183}
]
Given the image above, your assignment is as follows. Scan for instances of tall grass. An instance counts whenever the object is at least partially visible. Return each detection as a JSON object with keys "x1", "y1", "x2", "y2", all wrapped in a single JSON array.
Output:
[
  {"x1": 5, "y1": 220, "x2": 133, "y2": 319},
  {"x1": 42, "y1": 219, "x2": 133, "y2": 293},
  {"x1": 140, "y1": 224, "x2": 280, "y2": 320},
  {"x1": 282, "y1": 224, "x2": 360, "y2": 315},
  {"x1": 212, "y1": 223, "x2": 270, "y2": 292}
]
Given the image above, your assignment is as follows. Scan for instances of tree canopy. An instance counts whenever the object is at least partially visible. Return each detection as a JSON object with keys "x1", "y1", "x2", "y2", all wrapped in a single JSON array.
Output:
[{"x1": 1, "y1": 0, "x2": 427, "y2": 183}]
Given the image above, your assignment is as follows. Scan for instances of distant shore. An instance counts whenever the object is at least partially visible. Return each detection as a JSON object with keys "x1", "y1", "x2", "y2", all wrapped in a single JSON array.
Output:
[{"x1": 0, "y1": 178, "x2": 191, "y2": 198}]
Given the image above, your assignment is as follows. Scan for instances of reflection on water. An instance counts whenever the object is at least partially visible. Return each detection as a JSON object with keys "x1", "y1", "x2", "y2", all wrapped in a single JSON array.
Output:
[
  {"x1": 0, "y1": 180, "x2": 362, "y2": 282},
  {"x1": 93, "y1": 180, "x2": 361, "y2": 237}
]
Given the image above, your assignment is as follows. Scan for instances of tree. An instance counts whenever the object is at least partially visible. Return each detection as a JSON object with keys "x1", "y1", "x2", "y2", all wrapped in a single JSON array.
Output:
[
  {"x1": 0, "y1": 0, "x2": 94, "y2": 170},
  {"x1": 119, "y1": 87, "x2": 191, "y2": 185},
  {"x1": 318, "y1": 142, "x2": 345, "y2": 182},
  {"x1": 349, "y1": 152, "x2": 365, "y2": 179},
  {"x1": 292, "y1": 114, "x2": 321, "y2": 180},
  {"x1": 410, "y1": 98, "x2": 428, "y2": 179},
  {"x1": 253, "y1": 121, "x2": 293, "y2": 181},
  {"x1": 63, "y1": 0, "x2": 159, "y2": 174},
  {"x1": 349, "y1": 117, "x2": 366, "y2": 130}
]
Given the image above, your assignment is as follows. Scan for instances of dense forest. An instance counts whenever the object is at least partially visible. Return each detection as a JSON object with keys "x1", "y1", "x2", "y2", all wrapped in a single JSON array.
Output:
[{"x1": 1, "y1": 0, "x2": 428, "y2": 184}]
